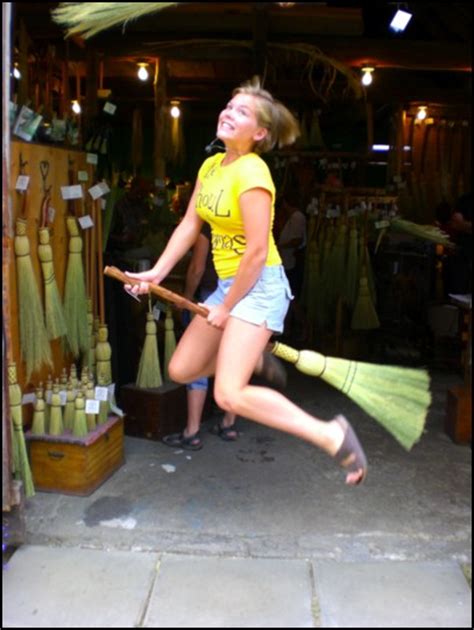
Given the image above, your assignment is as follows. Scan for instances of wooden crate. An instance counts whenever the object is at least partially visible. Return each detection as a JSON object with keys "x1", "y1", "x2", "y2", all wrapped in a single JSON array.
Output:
[
  {"x1": 445, "y1": 386, "x2": 472, "y2": 444},
  {"x1": 120, "y1": 382, "x2": 188, "y2": 440},
  {"x1": 26, "y1": 416, "x2": 124, "y2": 496}
]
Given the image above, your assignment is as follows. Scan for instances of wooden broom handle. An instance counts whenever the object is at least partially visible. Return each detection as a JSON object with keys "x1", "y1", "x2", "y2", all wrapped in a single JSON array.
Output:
[{"x1": 104, "y1": 265, "x2": 210, "y2": 318}]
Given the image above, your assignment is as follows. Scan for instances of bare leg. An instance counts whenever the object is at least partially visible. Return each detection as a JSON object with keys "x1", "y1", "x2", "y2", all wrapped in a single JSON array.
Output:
[
  {"x1": 185, "y1": 388, "x2": 207, "y2": 436},
  {"x1": 213, "y1": 317, "x2": 365, "y2": 485}
]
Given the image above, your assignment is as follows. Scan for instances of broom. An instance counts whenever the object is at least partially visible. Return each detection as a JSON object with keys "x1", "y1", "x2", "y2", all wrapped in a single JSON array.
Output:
[
  {"x1": 72, "y1": 390, "x2": 88, "y2": 438},
  {"x1": 103, "y1": 266, "x2": 431, "y2": 450},
  {"x1": 63, "y1": 381, "x2": 76, "y2": 432},
  {"x1": 31, "y1": 385, "x2": 46, "y2": 435},
  {"x1": 38, "y1": 227, "x2": 68, "y2": 341},
  {"x1": 51, "y1": 3, "x2": 179, "y2": 39},
  {"x1": 8, "y1": 364, "x2": 35, "y2": 498},
  {"x1": 49, "y1": 381, "x2": 64, "y2": 436},
  {"x1": 136, "y1": 303, "x2": 163, "y2": 388},
  {"x1": 64, "y1": 217, "x2": 90, "y2": 359},
  {"x1": 14, "y1": 219, "x2": 53, "y2": 381},
  {"x1": 164, "y1": 306, "x2": 177, "y2": 382}
]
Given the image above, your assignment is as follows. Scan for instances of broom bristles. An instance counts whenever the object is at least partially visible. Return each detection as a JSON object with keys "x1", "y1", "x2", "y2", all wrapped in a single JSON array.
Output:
[
  {"x1": 52, "y1": 2, "x2": 178, "y2": 38},
  {"x1": 271, "y1": 342, "x2": 431, "y2": 450},
  {"x1": 64, "y1": 226, "x2": 90, "y2": 358},
  {"x1": 136, "y1": 312, "x2": 163, "y2": 388},
  {"x1": 351, "y1": 275, "x2": 380, "y2": 330},
  {"x1": 164, "y1": 307, "x2": 177, "y2": 382}
]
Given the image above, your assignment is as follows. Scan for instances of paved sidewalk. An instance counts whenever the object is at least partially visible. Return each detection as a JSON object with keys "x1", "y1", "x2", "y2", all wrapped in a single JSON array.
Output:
[{"x1": 3, "y1": 545, "x2": 471, "y2": 628}]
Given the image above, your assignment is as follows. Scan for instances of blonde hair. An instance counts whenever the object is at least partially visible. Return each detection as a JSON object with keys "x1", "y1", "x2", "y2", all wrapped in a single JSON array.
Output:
[{"x1": 233, "y1": 76, "x2": 300, "y2": 154}]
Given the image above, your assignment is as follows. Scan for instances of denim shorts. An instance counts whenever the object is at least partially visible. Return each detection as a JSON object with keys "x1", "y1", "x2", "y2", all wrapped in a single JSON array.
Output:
[{"x1": 204, "y1": 265, "x2": 293, "y2": 334}]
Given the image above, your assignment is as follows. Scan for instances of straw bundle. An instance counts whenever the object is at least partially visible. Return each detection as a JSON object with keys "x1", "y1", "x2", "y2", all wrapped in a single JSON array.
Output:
[
  {"x1": 136, "y1": 311, "x2": 163, "y2": 388},
  {"x1": 38, "y1": 227, "x2": 68, "y2": 341},
  {"x1": 8, "y1": 364, "x2": 35, "y2": 498},
  {"x1": 63, "y1": 381, "x2": 76, "y2": 432},
  {"x1": 72, "y1": 390, "x2": 88, "y2": 437},
  {"x1": 14, "y1": 219, "x2": 53, "y2": 380},
  {"x1": 64, "y1": 217, "x2": 90, "y2": 358},
  {"x1": 44, "y1": 375, "x2": 53, "y2": 433},
  {"x1": 390, "y1": 218, "x2": 453, "y2": 247},
  {"x1": 52, "y1": 3, "x2": 178, "y2": 38},
  {"x1": 31, "y1": 386, "x2": 46, "y2": 435},
  {"x1": 164, "y1": 307, "x2": 177, "y2": 382},
  {"x1": 96, "y1": 325, "x2": 113, "y2": 392},
  {"x1": 271, "y1": 342, "x2": 430, "y2": 450},
  {"x1": 351, "y1": 270, "x2": 380, "y2": 330},
  {"x1": 49, "y1": 382, "x2": 64, "y2": 436},
  {"x1": 85, "y1": 377, "x2": 97, "y2": 432}
]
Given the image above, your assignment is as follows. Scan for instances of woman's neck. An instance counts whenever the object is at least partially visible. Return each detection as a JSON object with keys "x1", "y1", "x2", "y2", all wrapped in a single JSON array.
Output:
[{"x1": 221, "y1": 146, "x2": 251, "y2": 165}]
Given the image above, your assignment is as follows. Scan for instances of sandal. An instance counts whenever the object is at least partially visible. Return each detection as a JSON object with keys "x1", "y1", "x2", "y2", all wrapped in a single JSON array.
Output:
[
  {"x1": 209, "y1": 423, "x2": 239, "y2": 442},
  {"x1": 162, "y1": 431, "x2": 203, "y2": 451},
  {"x1": 333, "y1": 415, "x2": 368, "y2": 485}
]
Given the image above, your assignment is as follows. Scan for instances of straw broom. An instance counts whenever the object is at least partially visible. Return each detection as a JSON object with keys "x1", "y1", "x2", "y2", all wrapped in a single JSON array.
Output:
[
  {"x1": 63, "y1": 381, "x2": 76, "y2": 432},
  {"x1": 31, "y1": 386, "x2": 46, "y2": 435},
  {"x1": 8, "y1": 364, "x2": 35, "y2": 498},
  {"x1": 103, "y1": 266, "x2": 431, "y2": 450},
  {"x1": 64, "y1": 217, "x2": 90, "y2": 359},
  {"x1": 136, "y1": 303, "x2": 163, "y2": 388},
  {"x1": 51, "y1": 3, "x2": 179, "y2": 39},
  {"x1": 49, "y1": 381, "x2": 64, "y2": 436},
  {"x1": 164, "y1": 306, "x2": 177, "y2": 382},
  {"x1": 38, "y1": 227, "x2": 68, "y2": 341},
  {"x1": 72, "y1": 390, "x2": 88, "y2": 437},
  {"x1": 14, "y1": 219, "x2": 53, "y2": 381}
]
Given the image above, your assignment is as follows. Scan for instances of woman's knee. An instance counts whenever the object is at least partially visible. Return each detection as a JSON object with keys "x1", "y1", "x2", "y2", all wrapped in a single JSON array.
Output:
[
  {"x1": 168, "y1": 355, "x2": 189, "y2": 384},
  {"x1": 213, "y1": 383, "x2": 240, "y2": 414}
]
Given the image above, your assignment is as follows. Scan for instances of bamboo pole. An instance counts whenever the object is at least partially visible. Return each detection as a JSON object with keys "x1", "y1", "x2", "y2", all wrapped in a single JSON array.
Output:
[{"x1": 96, "y1": 200, "x2": 105, "y2": 324}]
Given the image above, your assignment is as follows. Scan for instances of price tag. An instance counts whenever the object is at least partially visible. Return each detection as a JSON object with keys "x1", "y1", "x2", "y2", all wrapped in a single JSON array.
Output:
[
  {"x1": 103, "y1": 102, "x2": 117, "y2": 115},
  {"x1": 61, "y1": 185, "x2": 83, "y2": 200},
  {"x1": 86, "y1": 153, "x2": 98, "y2": 165},
  {"x1": 48, "y1": 207, "x2": 56, "y2": 223},
  {"x1": 88, "y1": 184, "x2": 105, "y2": 200},
  {"x1": 152, "y1": 304, "x2": 161, "y2": 321},
  {"x1": 59, "y1": 391, "x2": 67, "y2": 406},
  {"x1": 95, "y1": 386, "x2": 109, "y2": 402},
  {"x1": 98, "y1": 181, "x2": 110, "y2": 195},
  {"x1": 22, "y1": 393, "x2": 36, "y2": 405},
  {"x1": 78, "y1": 215, "x2": 94, "y2": 230},
  {"x1": 85, "y1": 399, "x2": 100, "y2": 414},
  {"x1": 110, "y1": 403, "x2": 124, "y2": 418},
  {"x1": 78, "y1": 170, "x2": 89, "y2": 182},
  {"x1": 108, "y1": 383, "x2": 116, "y2": 400},
  {"x1": 16, "y1": 175, "x2": 30, "y2": 191},
  {"x1": 375, "y1": 220, "x2": 390, "y2": 229}
]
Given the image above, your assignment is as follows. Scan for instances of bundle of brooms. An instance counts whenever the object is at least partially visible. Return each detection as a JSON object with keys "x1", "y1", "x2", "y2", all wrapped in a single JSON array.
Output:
[{"x1": 104, "y1": 265, "x2": 431, "y2": 450}]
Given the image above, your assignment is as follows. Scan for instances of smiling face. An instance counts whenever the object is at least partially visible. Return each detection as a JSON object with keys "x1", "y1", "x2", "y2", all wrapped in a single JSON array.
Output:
[{"x1": 216, "y1": 93, "x2": 268, "y2": 154}]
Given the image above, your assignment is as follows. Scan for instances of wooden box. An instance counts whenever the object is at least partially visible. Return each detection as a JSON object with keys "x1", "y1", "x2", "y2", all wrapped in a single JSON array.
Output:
[
  {"x1": 445, "y1": 386, "x2": 472, "y2": 444},
  {"x1": 26, "y1": 416, "x2": 124, "y2": 496},
  {"x1": 120, "y1": 382, "x2": 188, "y2": 440}
]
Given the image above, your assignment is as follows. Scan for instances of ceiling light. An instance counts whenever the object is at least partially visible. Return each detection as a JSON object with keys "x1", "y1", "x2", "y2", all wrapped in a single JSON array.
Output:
[
  {"x1": 361, "y1": 67, "x2": 374, "y2": 86},
  {"x1": 137, "y1": 62, "x2": 149, "y2": 81},
  {"x1": 416, "y1": 106, "x2": 427, "y2": 121},
  {"x1": 170, "y1": 101, "x2": 181, "y2": 118},
  {"x1": 390, "y1": 9, "x2": 412, "y2": 32},
  {"x1": 71, "y1": 100, "x2": 81, "y2": 114}
]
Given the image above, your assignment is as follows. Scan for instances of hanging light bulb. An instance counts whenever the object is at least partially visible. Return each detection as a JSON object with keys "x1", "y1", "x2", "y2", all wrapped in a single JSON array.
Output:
[
  {"x1": 170, "y1": 100, "x2": 181, "y2": 119},
  {"x1": 416, "y1": 106, "x2": 427, "y2": 121},
  {"x1": 12, "y1": 63, "x2": 21, "y2": 79},
  {"x1": 361, "y1": 67, "x2": 374, "y2": 86},
  {"x1": 137, "y1": 62, "x2": 149, "y2": 81},
  {"x1": 71, "y1": 100, "x2": 82, "y2": 115}
]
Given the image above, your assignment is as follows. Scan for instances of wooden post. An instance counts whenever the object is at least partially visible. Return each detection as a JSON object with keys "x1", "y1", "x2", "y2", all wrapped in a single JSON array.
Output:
[{"x1": 153, "y1": 57, "x2": 167, "y2": 180}]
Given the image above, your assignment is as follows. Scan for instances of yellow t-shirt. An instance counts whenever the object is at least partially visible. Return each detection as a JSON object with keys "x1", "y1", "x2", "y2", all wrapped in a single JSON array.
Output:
[{"x1": 195, "y1": 152, "x2": 282, "y2": 278}]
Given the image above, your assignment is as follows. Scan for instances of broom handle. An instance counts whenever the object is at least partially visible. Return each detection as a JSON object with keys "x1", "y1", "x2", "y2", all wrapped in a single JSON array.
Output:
[{"x1": 96, "y1": 200, "x2": 105, "y2": 323}]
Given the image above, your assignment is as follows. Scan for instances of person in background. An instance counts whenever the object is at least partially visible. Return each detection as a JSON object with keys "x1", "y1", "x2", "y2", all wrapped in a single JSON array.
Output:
[
  {"x1": 125, "y1": 77, "x2": 367, "y2": 485},
  {"x1": 444, "y1": 193, "x2": 472, "y2": 295},
  {"x1": 162, "y1": 224, "x2": 238, "y2": 450}
]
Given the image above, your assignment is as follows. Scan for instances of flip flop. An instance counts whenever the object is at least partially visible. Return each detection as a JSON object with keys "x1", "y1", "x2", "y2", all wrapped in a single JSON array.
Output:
[
  {"x1": 209, "y1": 423, "x2": 238, "y2": 442},
  {"x1": 162, "y1": 431, "x2": 203, "y2": 451},
  {"x1": 333, "y1": 415, "x2": 368, "y2": 485}
]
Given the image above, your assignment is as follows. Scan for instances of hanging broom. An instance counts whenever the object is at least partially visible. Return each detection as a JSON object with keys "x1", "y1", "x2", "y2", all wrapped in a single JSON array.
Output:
[
  {"x1": 51, "y1": 3, "x2": 179, "y2": 39},
  {"x1": 351, "y1": 267, "x2": 380, "y2": 330},
  {"x1": 103, "y1": 266, "x2": 431, "y2": 450},
  {"x1": 38, "y1": 227, "x2": 68, "y2": 342},
  {"x1": 136, "y1": 300, "x2": 163, "y2": 388},
  {"x1": 8, "y1": 363, "x2": 35, "y2": 498},
  {"x1": 164, "y1": 306, "x2": 177, "y2": 382},
  {"x1": 64, "y1": 217, "x2": 90, "y2": 359},
  {"x1": 14, "y1": 219, "x2": 53, "y2": 381},
  {"x1": 63, "y1": 381, "x2": 76, "y2": 432}
]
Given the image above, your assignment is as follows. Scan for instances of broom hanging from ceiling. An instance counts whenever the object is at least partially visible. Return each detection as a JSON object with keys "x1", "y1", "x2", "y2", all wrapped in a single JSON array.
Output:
[{"x1": 103, "y1": 266, "x2": 432, "y2": 451}]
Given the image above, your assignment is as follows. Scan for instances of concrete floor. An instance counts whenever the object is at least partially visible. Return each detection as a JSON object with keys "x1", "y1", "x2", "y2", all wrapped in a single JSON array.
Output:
[
  {"x1": 3, "y1": 367, "x2": 472, "y2": 627},
  {"x1": 20, "y1": 369, "x2": 471, "y2": 563}
]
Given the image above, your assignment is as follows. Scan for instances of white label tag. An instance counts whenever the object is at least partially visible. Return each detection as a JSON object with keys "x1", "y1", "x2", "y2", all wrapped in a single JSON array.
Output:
[
  {"x1": 108, "y1": 383, "x2": 115, "y2": 399},
  {"x1": 78, "y1": 170, "x2": 89, "y2": 182},
  {"x1": 375, "y1": 220, "x2": 391, "y2": 229},
  {"x1": 22, "y1": 393, "x2": 36, "y2": 405},
  {"x1": 103, "y1": 102, "x2": 117, "y2": 115},
  {"x1": 46, "y1": 390, "x2": 52, "y2": 404},
  {"x1": 125, "y1": 286, "x2": 141, "y2": 302},
  {"x1": 59, "y1": 391, "x2": 67, "y2": 406},
  {"x1": 15, "y1": 175, "x2": 30, "y2": 191},
  {"x1": 88, "y1": 184, "x2": 104, "y2": 200},
  {"x1": 48, "y1": 207, "x2": 56, "y2": 223},
  {"x1": 95, "y1": 386, "x2": 109, "y2": 402},
  {"x1": 85, "y1": 399, "x2": 100, "y2": 414},
  {"x1": 110, "y1": 404, "x2": 124, "y2": 418},
  {"x1": 78, "y1": 215, "x2": 94, "y2": 230},
  {"x1": 61, "y1": 185, "x2": 83, "y2": 200},
  {"x1": 101, "y1": 198, "x2": 107, "y2": 210},
  {"x1": 152, "y1": 304, "x2": 161, "y2": 321},
  {"x1": 86, "y1": 153, "x2": 98, "y2": 165},
  {"x1": 99, "y1": 181, "x2": 110, "y2": 195}
]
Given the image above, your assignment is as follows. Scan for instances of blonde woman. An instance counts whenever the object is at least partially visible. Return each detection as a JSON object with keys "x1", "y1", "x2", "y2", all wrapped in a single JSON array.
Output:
[{"x1": 126, "y1": 78, "x2": 367, "y2": 485}]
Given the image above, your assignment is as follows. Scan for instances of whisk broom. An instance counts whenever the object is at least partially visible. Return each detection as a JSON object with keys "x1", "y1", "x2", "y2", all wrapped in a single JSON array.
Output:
[
  {"x1": 103, "y1": 265, "x2": 431, "y2": 450},
  {"x1": 136, "y1": 300, "x2": 163, "y2": 388}
]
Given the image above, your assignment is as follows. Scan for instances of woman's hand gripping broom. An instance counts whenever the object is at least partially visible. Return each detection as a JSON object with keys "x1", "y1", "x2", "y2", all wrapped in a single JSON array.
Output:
[{"x1": 104, "y1": 265, "x2": 431, "y2": 450}]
